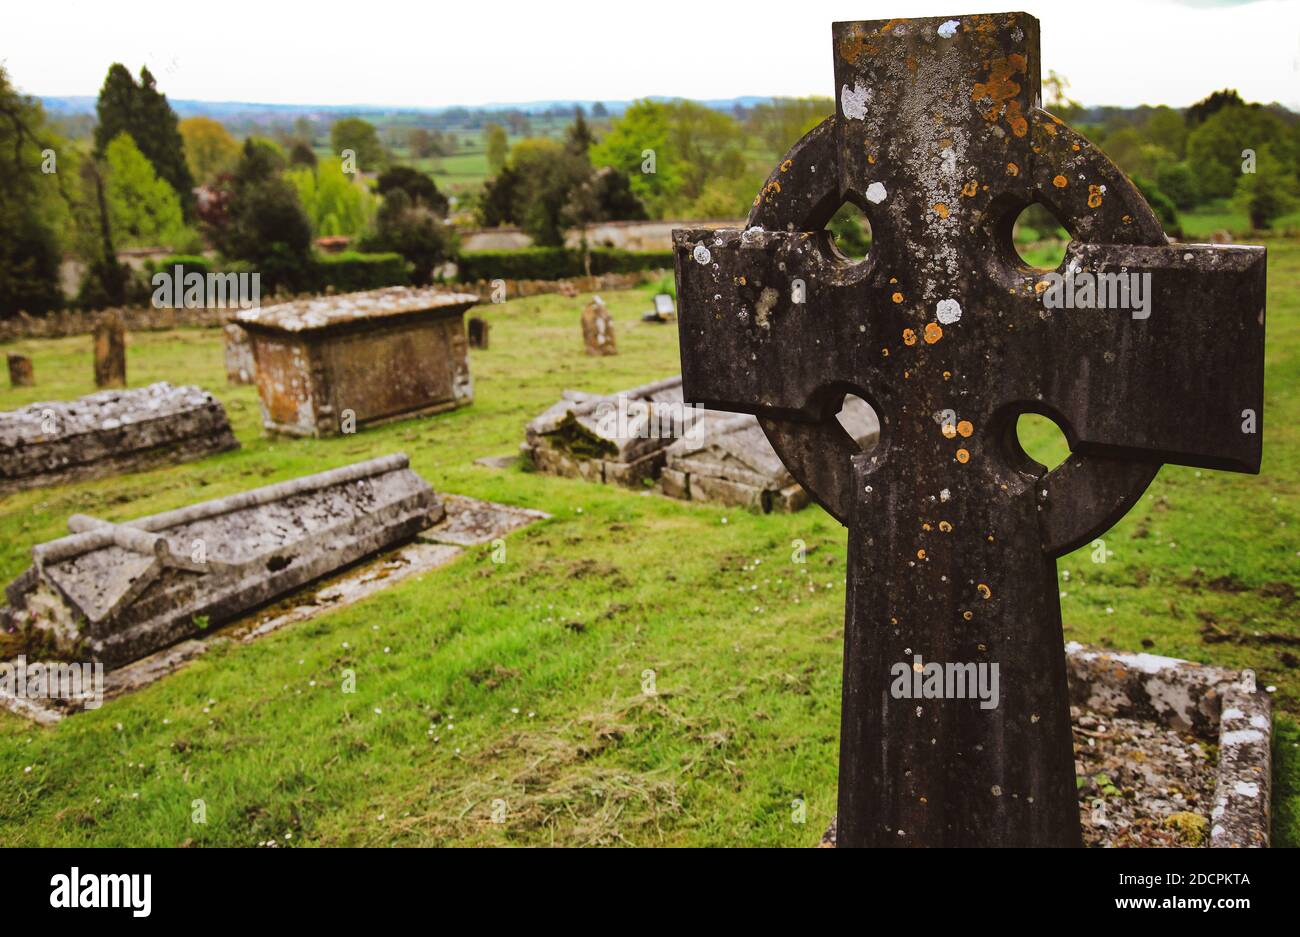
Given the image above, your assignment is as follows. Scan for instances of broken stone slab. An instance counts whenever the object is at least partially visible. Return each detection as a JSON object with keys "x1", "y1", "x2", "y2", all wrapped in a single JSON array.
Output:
[
  {"x1": 0, "y1": 453, "x2": 439, "y2": 670},
  {"x1": 236, "y1": 286, "x2": 479, "y2": 436},
  {"x1": 223, "y1": 322, "x2": 255, "y2": 384},
  {"x1": 0, "y1": 382, "x2": 239, "y2": 496},
  {"x1": 822, "y1": 644, "x2": 1273, "y2": 848},
  {"x1": 663, "y1": 398, "x2": 879, "y2": 512},
  {"x1": 522, "y1": 376, "x2": 689, "y2": 486},
  {"x1": 0, "y1": 491, "x2": 550, "y2": 722}
]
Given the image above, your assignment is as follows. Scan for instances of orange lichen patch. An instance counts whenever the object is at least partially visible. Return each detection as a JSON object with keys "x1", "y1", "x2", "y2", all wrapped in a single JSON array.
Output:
[
  {"x1": 878, "y1": 17, "x2": 908, "y2": 35},
  {"x1": 881, "y1": 347, "x2": 890, "y2": 357},
  {"x1": 939, "y1": 520, "x2": 953, "y2": 533},
  {"x1": 737, "y1": 276, "x2": 747, "y2": 286},
  {"x1": 1087, "y1": 184, "x2": 1103, "y2": 208},
  {"x1": 942, "y1": 422, "x2": 958, "y2": 439},
  {"x1": 956, "y1": 420, "x2": 973, "y2": 438},
  {"x1": 868, "y1": 153, "x2": 877, "y2": 164},
  {"x1": 971, "y1": 54, "x2": 1028, "y2": 136},
  {"x1": 933, "y1": 202, "x2": 950, "y2": 219},
  {"x1": 904, "y1": 370, "x2": 911, "y2": 379},
  {"x1": 780, "y1": 159, "x2": 793, "y2": 173},
  {"x1": 922, "y1": 522, "x2": 932, "y2": 531},
  {"x1": 1052, "y1": 174, "x2": 1068, "y2": 188},
  {"x1": 1006, "y1": 162, "x2": 1020, "y2": 176},
  {"x1": 962, "y1": 610, "x2": 973, "y2": 621},
  {"x1": 836, "y1": 28, "x2": 875, "y2": 63},
  {"x1": 917, "y1": 549, "x2": 927, "y2": 559},
  {"x1": 1042, "y1": 122, "x2": 1057, "y2": 137},
  {"x1": 955, "y1": 447, "x2": 970, "y2": 463},
  {"x1": 977, "y1": 583, "x2": 992, "y2": 599},
  {"x1": 892, "y1": 291, "x2": 905, "y2": 304},
  {"x1": 1122, "y1": 214, "x2": 1133, "y2": 224},
  {"x1": 906, "y1": 56, "x2": 918, "y2": 73},
  {"x1": 943, "y1": 370, "x2": 952, "y2": 380},
  {"x1": 923, "y1": 322, "x2": 943, "y2": 344},
  {"x1": 1035, "y1": 279, "x2": 1050, "y2": 294},
  {"x1": 759, "y1": 179, "x2": 782, "y2": 204},
  {"x1": 961, "y1": 180, "x2": 979, "y2": 197},
  {"x1": 889, "y1": 277, "x2": 898, "y2": 284},
  {"x1": 1071, "y1": 142, "x2": 1081, "y2": 152},
  {"x1": 902, "y1": 328, "x2": 918, "y2": 346}
]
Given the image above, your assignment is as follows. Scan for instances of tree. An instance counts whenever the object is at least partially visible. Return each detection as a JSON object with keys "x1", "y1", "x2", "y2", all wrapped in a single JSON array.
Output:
[
  {"x1": 289, "y1": 141, "x2": 317, "y2": 168},
  {"x1": 213, "y1": 139, "x2": 313, "y2": 291},
  {"x1": 563, "y1": 166, "x2": 647, "y2": 272},
  {"x1": 1155, "y1": 161, "x2": 1200, "y2": 210},
  {"x1": 747, "y1": 97, "x2": 834, "y2": 156},
  {"x1": 179, "y1": 116, "x2": 240, "y2": 184},
  {"x1": 103, "y1": 132, "x2": 186, "y2": 247},
  {"x1": 479, "y1": 164, "x2": 520, "y2": 227},
  {"x1": 363, "y1": 189, "x2": 456, "y2": 285},
  {"x1": 287, "y1": 156, "x2": 375, "y2": 237},
  {"x1": 94, "y1": 64, "x2": 195, "y2": 218},
  {"x1": 506, "y1": 138, "x2": 590, "y2": 245},
  {"x1": 566, "y1": 109, "x2": 595, "y2": 156},
  {"x1": 1187, "y1": 89, "x2": 1245, "y2": 128},
  {"x1": 590, "y1": 99, "x2": 746, "y2": 216},
  {"x1": 1233, "y1": 144, "x2": 1299, "y2": 229},
  {"x1": 376, "y1": 166, "x2": 449, "y2": 215},
  {"x1": 0, "y1": 65, "x2": 68, "y2": 315},
  {"x1": 484, "y1": 123, "x2": 508, "y2": 174},
  {"x1": 1186, "y1": 104, "x2": 1294, "y2": 200},
  {"x1": 329, "y1": 117, "x2": 386, "y2": 172},
  {"x1": 592, "y1": 102, "x2": 608, "y2": 118}
]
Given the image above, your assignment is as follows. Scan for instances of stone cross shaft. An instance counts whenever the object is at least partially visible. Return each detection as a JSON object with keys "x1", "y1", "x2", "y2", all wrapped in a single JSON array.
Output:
[{"x1": 673, "y1": 12, "x2": 1266, "y2": 847}]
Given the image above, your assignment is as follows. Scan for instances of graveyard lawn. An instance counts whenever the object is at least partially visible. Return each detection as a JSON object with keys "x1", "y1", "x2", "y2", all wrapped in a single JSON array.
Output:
[{"x1": 0, "y1": 241, "x2": 1296, "y2": 847}]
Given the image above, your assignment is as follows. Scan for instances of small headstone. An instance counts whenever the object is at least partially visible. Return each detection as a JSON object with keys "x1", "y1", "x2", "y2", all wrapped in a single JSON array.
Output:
[
  {"x1": 7, "y1": 354, "x2": 34, "y2": 388},
  {"x1": 93, "y1": 310, "x2": 127, "y2": 388},
  {"x1": 642, "y1": 293, "x2": 677, "y2": 323},
  {"x1": 223, "y1": 323, "x2": 255, "y2": 384},
  {"x1": 467, "y1": 316, "x2": 490, "y2": 349},
  {"x1": 581, "y1": 296, "x2": 617, "y2": 356}
]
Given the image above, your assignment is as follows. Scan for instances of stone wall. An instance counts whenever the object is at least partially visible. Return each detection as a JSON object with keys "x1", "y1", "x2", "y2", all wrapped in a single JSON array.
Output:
[{"x1": 0, "y1": 271, "x2": 664, "y2": 342}]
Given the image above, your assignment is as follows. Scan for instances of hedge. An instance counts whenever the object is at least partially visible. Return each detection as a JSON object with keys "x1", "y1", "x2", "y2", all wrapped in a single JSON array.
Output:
[
  {"x1": 312, "y1": 251, "x2": 410, "y2": 292},
  {"x1": 455, "y1": 248, "x2": 673, "y2": 282}
]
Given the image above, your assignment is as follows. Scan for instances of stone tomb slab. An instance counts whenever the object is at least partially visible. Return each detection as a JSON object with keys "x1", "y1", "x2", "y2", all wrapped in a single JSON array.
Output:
[
  {"x1": 237, "y1": 286, "x2": 480, "y2": 436},
  {"x1": 0, "y1": 478, "x2": 549, "y2": 722},
  {"x1": 0, "y1": 382, "x2": 239, "y2": 496}
]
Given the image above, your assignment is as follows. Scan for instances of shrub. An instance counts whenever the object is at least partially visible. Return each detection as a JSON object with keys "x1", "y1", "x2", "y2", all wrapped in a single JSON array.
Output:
[
  {"x1": 311, "y1": 251, "x2": 409, "y2": 292},
  {"x1": 455, "y1": 247, "x2": 672, "y2": 282}
]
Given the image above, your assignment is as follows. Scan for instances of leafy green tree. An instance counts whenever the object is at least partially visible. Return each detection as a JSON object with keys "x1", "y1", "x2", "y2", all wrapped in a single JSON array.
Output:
[
  {"x1": 484, "y1": 123, "x2": 508, "y2": 174},
  {"x1": 287, "y1": 156, "x2": 375, "y2": 237},
  {"x1": 329, "y1": 117, "x2": 386, "y2": 172},
  {"x1": 376, "y1": 166, "x2": 449, "y2": 215},
  {"x1": 179, "y1": 116, "x2": 240, "y2": 184},
  {"x1": 103, "y1": 132, "x2": 186, "y2": 247},
  {"x1": 0, "y1": 65, "x2": 68, "y2": 315},
  {"x1": 1155, "y1": 161, "x2": 1200, "y2": 210},
  {"x1": 1186, "y1": 104, "x2": 1294, "y2": 200},
  {"x1": 94, "y1": 64, "x2": 195, "y2": 218},
  {"x1": 590, "y1": 99, "x2": 746, "y2": 216},
  {"x1": 1186, "y1": 89, "x2": 1245, "y2": 128},
  {"x1": 566, "y1": 109, "x2": 595, "y2": 156},
  {"x1": 746, "y1": 97, "x2": 833, "y2": 157},
  {"x1": 1143, "y1": 106, "x2": 1187, "y2": 160},
  {"x1": 479, "y1": 164, "x2": 519, "y2": 226},
  {"x1": 289, "y1": 141, "x2": 318, "y2": 168},
  {"x1": 1232, "y1": 144, "x2": 1299, "y2": 229},
  {"x1": 504, "y1": 138, "x2": 590, "y2": 245},
  {"x1": 213, "y1": 139, "x2": 313, "y2": 290},
  {"x1": 363, "y1": 189, "x2": 456, "y2": 285}
]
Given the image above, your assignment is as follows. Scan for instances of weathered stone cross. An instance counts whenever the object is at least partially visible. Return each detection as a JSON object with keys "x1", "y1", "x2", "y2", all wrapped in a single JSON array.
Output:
[{"x1": 673, "y1": 12, "x2": 1266, "y2": 847}]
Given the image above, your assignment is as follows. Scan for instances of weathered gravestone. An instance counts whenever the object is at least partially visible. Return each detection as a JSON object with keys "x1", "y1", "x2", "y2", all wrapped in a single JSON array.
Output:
[
  {"x1": 581, "y1": 296, "x2": 617, "y2": 355},
  {"x1": 7, "y1": 354, "x2": 34, "y2": 388},
  {"x1": 223, "y1": 323, "x2": 255, "y2": 384},
  {"x1": 467, "y1": 316, "x2": 490, "y2": 349},
  {"x1": 673, "y1": 12, "x2": 1266, "y2": 846},
  {"x1": 93, "y1": 310, "x2": 127, "y2": 388}
]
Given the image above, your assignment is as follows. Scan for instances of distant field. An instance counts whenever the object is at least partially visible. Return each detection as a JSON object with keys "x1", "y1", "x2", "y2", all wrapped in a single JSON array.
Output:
[{"x1": 0, "y1": 242, "x2": 1295, "y2": 847}]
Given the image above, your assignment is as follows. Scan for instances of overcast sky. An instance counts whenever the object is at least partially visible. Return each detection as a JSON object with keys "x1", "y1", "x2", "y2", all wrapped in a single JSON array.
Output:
[{"x1": 8, "y1": 0, "x2": 1299, "y2": 111}]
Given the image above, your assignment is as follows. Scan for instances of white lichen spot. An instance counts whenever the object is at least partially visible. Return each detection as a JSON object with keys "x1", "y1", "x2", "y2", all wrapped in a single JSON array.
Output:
[
  {"x1": 935, "y1": 298, "x2": 962, "y2": 324},
  {"x1": 1234, "y1": 781, "x2": 1260, "y2": 798},
  {"x1": 841, "y1": 80, "x2": 871, "y2": 121},
  {"x1": 1222, "y1": 728, "x2": 1265, "y2": 746},
  {"x1": 755, "y1": 288, "x2": 779, "y2": 331},
  {"x1": 865, "y1": 182, "x2": 888, "y2": 204},
  {"x1": 939, "y1": 488, "x2": 951, "y2": 503},
  {"x1": 937, "y1": 19, "x2": 960, "y2": 38},
  {"x1": 693, "y1": 244, "x2": 711, "y2": 265}
]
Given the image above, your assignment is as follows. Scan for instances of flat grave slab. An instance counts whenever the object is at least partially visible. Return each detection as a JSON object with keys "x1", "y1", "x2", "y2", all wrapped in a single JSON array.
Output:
[{"x1": 0, "y1": 382, "x2": 238, "y2": 496}]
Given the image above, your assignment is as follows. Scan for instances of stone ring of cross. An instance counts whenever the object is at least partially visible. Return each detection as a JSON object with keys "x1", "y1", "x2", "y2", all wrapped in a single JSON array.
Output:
[{"x1": 673, "y1": 12, "x2": 1265, "y2": 847}]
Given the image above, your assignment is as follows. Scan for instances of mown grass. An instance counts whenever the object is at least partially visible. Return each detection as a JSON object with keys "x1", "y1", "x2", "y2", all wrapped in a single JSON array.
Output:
[{"x1": 0, "y1": 241, "x2": 1296, "y2": 847}]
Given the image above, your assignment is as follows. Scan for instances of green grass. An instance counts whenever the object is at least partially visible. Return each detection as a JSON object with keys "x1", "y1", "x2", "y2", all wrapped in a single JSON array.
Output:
[{"x1": 0, "y1": 242, "x2": 1297, "y2": 847}]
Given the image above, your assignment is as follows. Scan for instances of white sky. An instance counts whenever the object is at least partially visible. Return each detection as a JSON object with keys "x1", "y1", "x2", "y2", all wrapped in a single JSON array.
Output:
[{"x1": 7, "y1": 0, "x2": 1300, "y2": 111}]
